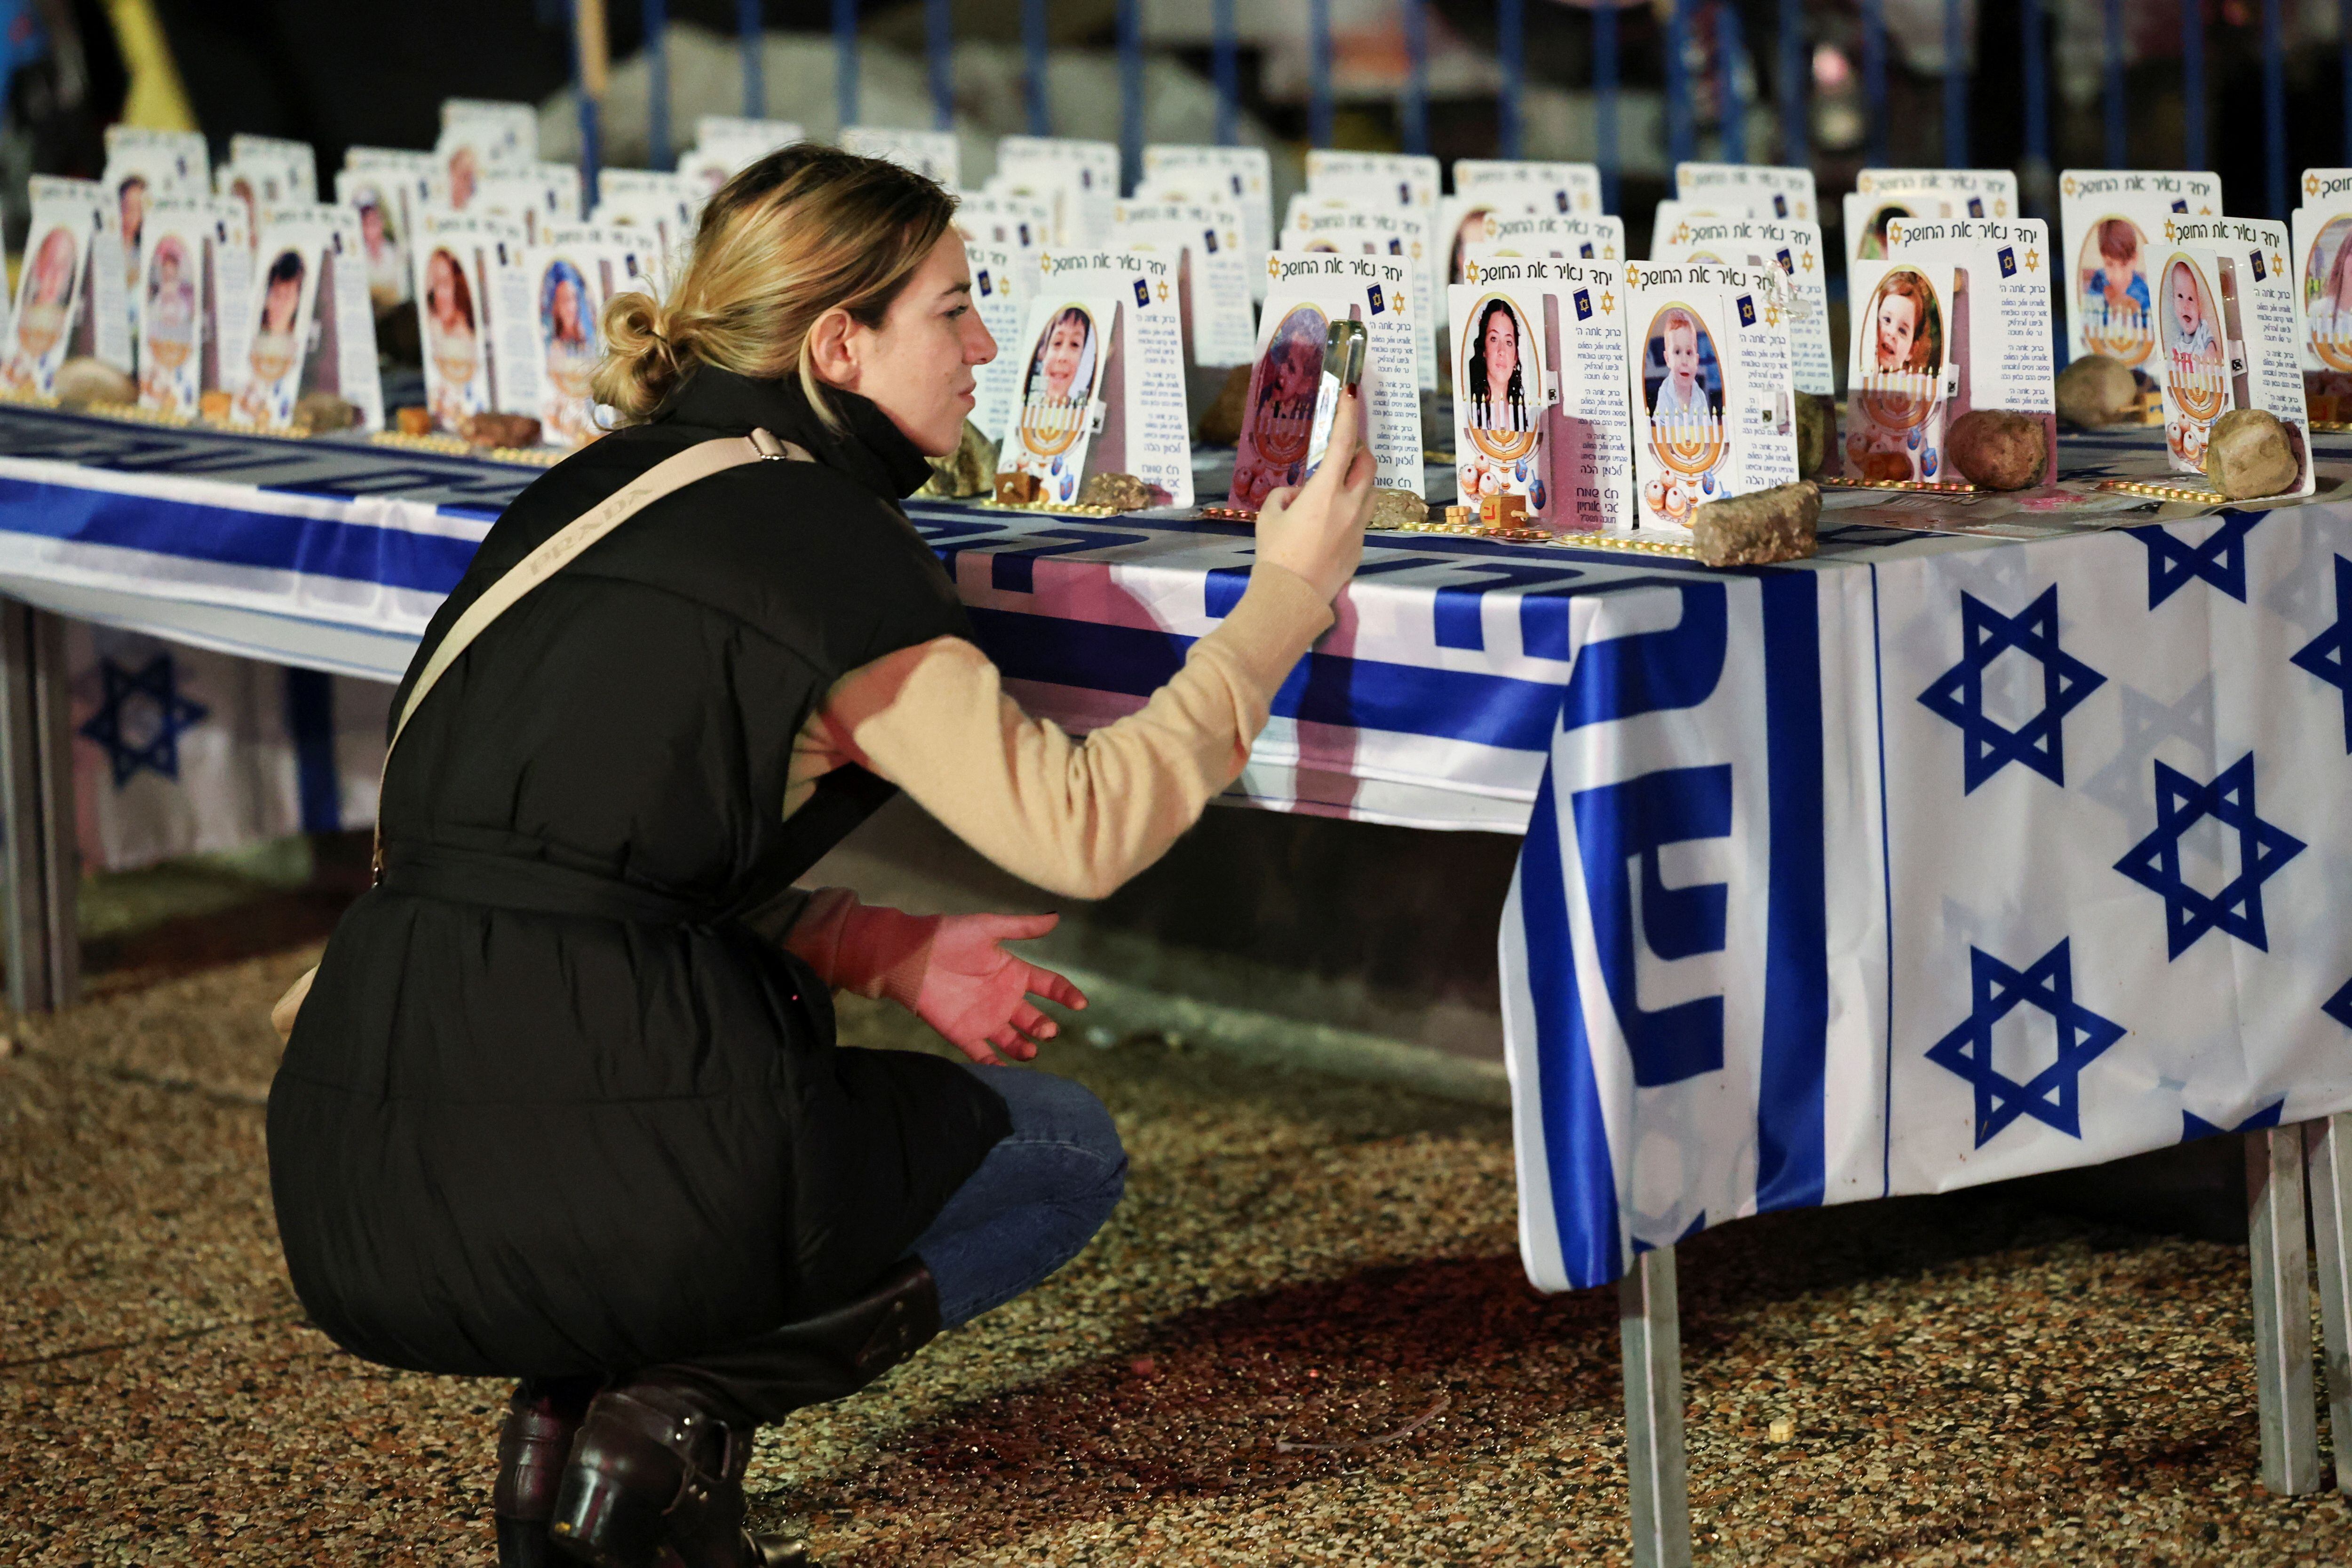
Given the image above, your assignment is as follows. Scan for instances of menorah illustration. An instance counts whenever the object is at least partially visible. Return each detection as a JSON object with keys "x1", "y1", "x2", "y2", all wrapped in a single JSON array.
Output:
[
  {"x1": 2312, "y1": 315, "x2": 2352, "y2": 372},
  {"x1": 2166, "y1": 348, "x2": 2228, "y2": 421},
  {"x1": 1017, "y1": 392, "x2": 1088, "y2": 458},
  {"x1": 1650, "y1": 410, "x2": 1727, "y2": 479},
  {"x1": 1466, "y1": 406, "x2": 1538, "y2": 463},
  {"x1": 1252, "y1": 397, "x2": 1313, "y2": 466},
  {"x1": 431, "y1": 334, "x2": 479, "y2": 396},
  {"x1": 2083, "y1": 299, "x2": 2155, "y2": 365},
  {"x1": 545, "y1": 346, "x2": 595, "y2": 402},
  {"x1": 249, "y1": 330, "x2": 298, "y2": 388},
  {"x1": 1852, "y1": 368, "x2": 1942, "y2": 431}
]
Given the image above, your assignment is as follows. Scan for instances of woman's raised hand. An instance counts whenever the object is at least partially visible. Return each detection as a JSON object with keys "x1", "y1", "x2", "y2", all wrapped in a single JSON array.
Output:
[
  {"x1": 1254, "y1": 387, "x2": 1377, "y2": 602},
  {"x1": 915, "y1": 911, "x2": 1089, "y2": 1066}
]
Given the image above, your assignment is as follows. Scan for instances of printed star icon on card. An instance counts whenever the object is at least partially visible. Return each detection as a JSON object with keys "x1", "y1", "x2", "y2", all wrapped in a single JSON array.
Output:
[
  {"x1": 1156, "y1": 279, "x2": 1170, "y2": 302},
  {"x1": 2063, "y1": 175, "x2": 2079, "y2": 197},
  {"x1": 2024, "y1": 247, "x2": 2042, "y2": 271},
  {"x1": 2311, "y1": 172, "x2": 2324, "y2": 198},
  {"x1": 1599, "y1": 289, "x2": 1614, "y2": 313},
  {"x1": 1265, "y1": 254, "x2": 1281, "y2": 278}
]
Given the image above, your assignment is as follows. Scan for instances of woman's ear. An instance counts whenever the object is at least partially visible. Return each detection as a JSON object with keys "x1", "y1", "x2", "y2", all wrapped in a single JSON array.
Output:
[{"x1": 806, "y1": 306, "x2": 860, "y2": 390}]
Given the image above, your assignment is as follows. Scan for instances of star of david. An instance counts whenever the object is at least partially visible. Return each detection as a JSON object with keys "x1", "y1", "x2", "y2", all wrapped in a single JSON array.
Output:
[
  {"x1": 1410, "y1": 240, "x2": 1423, "y2": 259},
  {"x1": 2164, "y1": 218, "x2": 2178, "y2": 240},
  {"x1": 1394, "y1": 291, "x2": 1407, "y2": 313},
  {"x1": 1040, "y1": 252, "x2": 1054, "y2": 274},
  {"x1": 2130, "y1": 512, "x2": 2264, "y2": 608},
  {"x1": 1917, "y1": 585, "x2": 2107, "y2": 792},
  {"x1": 2063, "y1": 175, "x2": 2080, "y2": 197},
  {"x1": 1599, "y1": 290, "x2": 1615, "y2": 314},
  {"x1": 1464, "y1": 259, "x2": 1481, "y2": 283},
  {"x1": 2290, "y1": 553, "x2": 2352, "y2": 752},
  {"x1": 1764, "y1": 302, "x2": 1782, "y2": 326},
  {"x1": 1265, "y1": 255, "x2": 1281, "y2": 278},
  {"x1": 2113, "y1": 753, "x2": 2305, "y2": 958},
  {"x1": 1156, "y1": 279, "x2": 1170, "y2": 302},
  {"x1": 2200, "y1": 205, "x2": 2214, "y2": 215},
  {"x1": 2325, "y1": 975, "x2": 2352, "y2": 1032},
  {"x1": 2310, "y1": 173, "x2": 2324, "y2": 199},
  {"x1": 1671, "y1": 223, "x2": 1689, "y2": 245},
  {"x1": 1625, "y1": 265, "x2": 1643, "y2": 288},
  {"x1": 1800, "y1": 249, "x2": 1815, "y2": 272},
  {"x1": 1996, "y1": 199, "x2": 2010, "y2": 215},
  {"x1": 2273, "y1": 250, "x2": 2288, "y2": 276},
  {"x1": 2024, "y1": 247, "x2": 2042, "y2": 272},
  {"x1": 79, "y1": 653, "x2": 210, "y2": 789},
  {"x1": 1926, "y1": 939, "x2": 2127, "y2": 1147}
]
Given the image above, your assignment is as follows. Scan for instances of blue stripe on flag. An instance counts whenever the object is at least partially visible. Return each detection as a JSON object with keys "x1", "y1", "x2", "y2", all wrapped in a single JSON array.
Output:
[
  {"x1": 0, "y1": 474, "x2": 481, "y2": 594},
  {"x1": 283, "y1": 667, "x2": 342, "y2": 833},
  {"x1": 1755, "y1": 570, "x2": 1829, "y2": 1211},
  {"x1": 1520, "y1": 765, "x2": 1623, "y2": 1288},
  {"x1": 1559, "y1": 581, "x2": 1726, "y2": 729}
]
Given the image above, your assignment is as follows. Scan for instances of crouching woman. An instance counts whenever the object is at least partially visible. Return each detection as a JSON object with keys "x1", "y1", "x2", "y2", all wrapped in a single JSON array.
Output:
[{"x1": 265, "y1": 145, "x2": 1375, "y2": 1568}]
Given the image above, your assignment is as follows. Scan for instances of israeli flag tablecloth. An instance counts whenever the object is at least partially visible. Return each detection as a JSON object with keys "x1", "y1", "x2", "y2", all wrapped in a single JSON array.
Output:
[
  {"x1": 1504, "y1": 507, "x2": 2352, "y2": 1291},
  {"x1": 0, "y1": 406, "x2": 2345, "y2": 1290}
]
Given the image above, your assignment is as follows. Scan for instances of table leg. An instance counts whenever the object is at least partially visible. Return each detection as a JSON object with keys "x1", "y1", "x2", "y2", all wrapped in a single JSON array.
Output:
[
  {"x1": 2304, "y1": 1113, "x2": 2352, "y2": 1494},
  {"x1": 2248, "y1": 1123, "x2": 2320, "y2": 1496},
  {"x1": 0, "y1": 600, "x2": 77, "y2": 1015},
  {"x1": 1619, "y1": 1244, "x2": 1692, "y2": 1568}
]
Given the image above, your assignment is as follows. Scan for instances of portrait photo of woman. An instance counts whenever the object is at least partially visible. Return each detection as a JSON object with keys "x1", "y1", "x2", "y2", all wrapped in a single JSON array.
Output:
[
  {"x1": 1231, "y1": 302, "x2": 1327, "y2": 508},
  {"x1": 422, "y1": 245, "x2": 486, "y2": 430},
  {"x1": 1463, "y1": 296, "x2": 1534, "y2": 433},
  {"x1": 538, "y1": 256, "x2": 601, "y2": 446}
]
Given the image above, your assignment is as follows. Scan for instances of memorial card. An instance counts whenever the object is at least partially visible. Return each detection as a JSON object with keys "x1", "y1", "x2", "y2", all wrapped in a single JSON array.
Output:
[
  {"x1": 521, "y1": 225, "x2": 652, "y2": 446},
  {"x1": 955, "y1": 191, "x2": 1052, "y2": 256},
  {"x1": 994, "y1": 289, "x2": 1119, "y2": 505},
  {"x1": 2288, "y1": 168, "x2": 2352, "y2": 412},
  {"x1": 228, "y1": 221, "x2": 324, "y2": 428},
  {"x1": 1303, "y1": 154, "x2": 1441, "y2": 365},
  {"x1": 412, "y1": 210, "x2": 516, "y2": 430},
  {"x1": 1459, "y1": 211, "x2": 1627, "y2": 271},
  {"x1": 1231, "y1": 252, "x2": 1422, "y2": 509},
  {"x1": 840, "y1": 126, "x2": 960, "y2": 188},
  {"x1": 463, "y1": 165, "x2": 585, "y2": 244},
  {"x1": 993, "y1": 138, "x2": 1121, "y2": 247},
  {"x1": 344, "y1": 148, "x2": 439, "y2": 281},
  {"x1": 965, "y1": 242, "x2": 1032, "y2": 447},
  {"x1": 229, "y1": 205, "x2": 384, "y2": 432},
  {"x1": 691, "y1": 117, "x2": 805, "y2": 179},
  {"x1": 1449, "y1": 274, "x2": 1556, "y2": 525},
  {"x1": 1846, "y1": 167, "x2": 2020, "y2": 268},
  {"x1": 2156, "y1": 215, "x2": 2313, "y2": 495},
  {"x1": 1525, "y1": 256, "x2": 1635, "y2": 531},
  {"x1": 2057, "y1": 168, "x2": 2223, "y2": 372},
  {"x1": 1650, "y1": 213, "x2": 1833, "y2": 395},
  {"x1": 1884, "y1": 215, "x2": 2059, "y2": 483},
  {"x1": 592, "y1": 169, "x2": 699, "y2": 276},
  {"x1": 229, "y1": 134, "x2": 318, "y2": 204},
  {"x1": 1282, "y1": 197, "x2": 1438, "y2": 390},
  {"x1": 1672, "y1": 162, "x2": 1819, "y2": 222},
  {"x1": 1, "y1": 180, "x2": 99, "y2": 398},
  {"x1": 335, "y1": 167, "x2": 416, "y2": 310},
  {"x1": 1452, "y1": 159, "x2": 1604, "y2": 216},
  {"x1": 134, "y1": 202, "x2": 206, "y2": 417},
  {"x1": 103, "y1": 133, "x2": 203, "y2": 356},
  {"x1": 2152, "y1": 246, "x2": 2232, "y2": 473},
  {"x1": 1111, "y1": 198, "x2": 1255, "y2": 366},
  {"x1": 1138, "y1": 144, "x2": 1274, "y2": 295},
  {"x1": 1842, "y1": 258, "x2": 1959, "y2": 483},
  {"x1": 441, "y1": 99, "x2": 539, "y2": 167},
  {"x1": 1621, "y1": 259, "x2": 1797, "y2": 531}
]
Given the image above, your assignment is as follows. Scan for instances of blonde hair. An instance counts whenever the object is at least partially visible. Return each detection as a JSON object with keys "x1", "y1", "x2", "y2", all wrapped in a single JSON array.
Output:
[{"x1": 593, "y1": 145, "x2": 957, "y2": 427}]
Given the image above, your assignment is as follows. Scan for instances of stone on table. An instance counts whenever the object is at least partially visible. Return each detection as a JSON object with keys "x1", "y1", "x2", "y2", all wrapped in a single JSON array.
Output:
[
  {"x1": 1076, "y1": 470, "x2": 1153, "y2": 510},
  {"x1": 2055, "y1": 354, "x2": 2139, "y2": 429},
  {"x1": 2200, "y1": 408, "x2": 2300, "y2": 500},
  {"x1": 1946, "y1": 409, "x2": 2048, "y2": 490},
  {"x1": 458, "y1": 412, "x2": 542, "y2": 449},
  {"x1": 1795, "y1": 391, "x2": 1836, "y2": 478},
  {"x1": 1368, "y1": 488, "x2": 1428, "y2": 528},
  {"x1": 294, "y1": 392, "x2": 358, "y2": 434},
  {"x1": 54, "y1": 358, "x2": 135, "y2": 409},
  {"x1": 1197, "y1": 364, "x2": 1251, "y2": 445},
  {"x1": 1689, "y1": 481, "x2": 1820, "y2": 567}
]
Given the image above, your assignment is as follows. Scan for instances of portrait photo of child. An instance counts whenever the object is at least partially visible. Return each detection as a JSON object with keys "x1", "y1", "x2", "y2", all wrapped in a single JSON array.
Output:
[
  {"x1": 2080, "y1": 216, "x2": 2153, "y2": 359},
  {"x1": 233, "y1": 246, "x2": 312, "y2": 428},
  {"x1": 138, "y1": 234, "x2": 199, "y2": 414},
  {"x1": 2306, "y1": 215, "x2": 2352, "y2": 366},
  {"x1": 536, "y1": 255, "x2": 602, "y2": 446},
  {"x1": 999, "y1": 297, "x2": 1110, "y2": 503},
  {"x1": 1, "y1": 224, "x2": 84, "y2": 397},
  {"x1": 2158, "y1": 251, "x2": 2230, "y2": 468},
  {"x1": 1231, "y1": 302, "x2": 1327, "y2": 509},
  {"x1": 1642, "y1": 305, "x2": 1724, "y2": 420},
  {"x1": 1863, "y1": 267, "x2": 1943, "y2": 381},
  {"x1": 1843, "y1": 264, "x2": 1950, "y2": 484}
]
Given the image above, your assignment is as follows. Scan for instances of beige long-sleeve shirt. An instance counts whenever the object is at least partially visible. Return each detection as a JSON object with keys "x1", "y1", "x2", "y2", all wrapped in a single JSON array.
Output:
[{"x1": 787, "y1": 560, "x2": 1332, "y2": 902}]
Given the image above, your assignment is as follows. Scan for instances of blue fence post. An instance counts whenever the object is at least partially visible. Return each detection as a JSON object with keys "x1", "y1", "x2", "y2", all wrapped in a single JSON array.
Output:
[
  {"x1": 1778, "y1": 0, "x2": 1805, "y2": 167},
  {"x1": 1861, "y1": 0, "x2": 1886, "y2": 166},
  {"x1": 1403, "y1": 0, "x2": 1429, "y2": 156},
  {"x1": 927, "y1": 0, "x2": 953, "y2": 131},
  {"x1": 2023, "y1": 0, "x2": 2047, "y2": 181},
  {"x1": 572, "y1": 0, "x2": 601, "y2": 208},
  {"x1": 1668, "y1": 0, "x2": 1693, "y2": 169},
  {"x1": 1944, "y1": 0, "x2": 1966, "y2": 165},
  {"x1": 834, "y1": 0, "x2": 859, "y2": 128},
  {"x1": 739, "y1": 0, "x2": 762, "y2": 117},
  {"x1": 1310, "y1": 0, "x2": 1333, "y2": 147},
  {"x1": 2102, "y1": 0, "x2": 2124, "y2": 166},
  {"x1": 1213, "y1": 0, "x2": 1236, "y2": 144},
  {"x1": 1718, "y1": 1, "x2": 1746, "y2": 161},
  {"x1": 644, "y1": 0, "x2": 670, "y2": 169},
  {"x1": 1596, "y1": 0, "x2": 1618, "y2": 210},
  {"x1": 1119, "y1": 0, "x2": 1141, "y2": 189},
  {"x1": 2265, "y1": 0, "x2": 2286, "y2": 216},
  {"x1": 2183, "y1": 0, "x2": 2204, "y2": 167},
  {"x1": 1024, "y1": 0, "x2": 1049, "y2": 135},
  {"x1": 1501, "y1": 0, "x2": 1525, "y2": 159}
]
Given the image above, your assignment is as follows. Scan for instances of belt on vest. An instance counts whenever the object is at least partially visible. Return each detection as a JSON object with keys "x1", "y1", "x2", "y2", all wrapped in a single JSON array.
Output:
[{"x1": 378, "y1": 843, "x2": 722, "y2": 925}]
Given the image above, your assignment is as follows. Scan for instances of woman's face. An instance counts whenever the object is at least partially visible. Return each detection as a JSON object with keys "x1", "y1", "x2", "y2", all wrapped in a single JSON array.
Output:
[
  {"x1": 1040, "y1": 314, "x2": 1088, "y2": 402},
  {"x1": 1876, "y1": 292, "x2": 1918, "y2": 367},
  {"x1": 553, "y1": 277, "x2": 581, "y2": 334},
  {"x1": 262, "y1": 275, "x2": 301, "y2": 334},
  {"x1": 428, "y1": 253, "x2": 464, "y2": 327},
  {"x1": 820, "y1": 231, "x2": 997, "y2": 457},
  {"x1": 2171, "y1": 266, "x2": 2203, "y2": 335},
  {"x1": 1483, "y1": 309, "x2": 1519, "y2": 389}
]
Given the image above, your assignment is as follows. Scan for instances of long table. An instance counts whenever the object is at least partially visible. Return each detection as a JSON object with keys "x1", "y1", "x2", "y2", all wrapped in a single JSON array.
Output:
[{"x1": 1, "y1": 403, "x2": 2348, "y2": 1563}]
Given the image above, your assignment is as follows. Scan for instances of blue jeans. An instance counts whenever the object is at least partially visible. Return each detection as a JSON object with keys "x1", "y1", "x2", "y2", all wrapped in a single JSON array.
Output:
[{"x1": 905, "y1": 1066, "x2": 1127, "y2": 1328}]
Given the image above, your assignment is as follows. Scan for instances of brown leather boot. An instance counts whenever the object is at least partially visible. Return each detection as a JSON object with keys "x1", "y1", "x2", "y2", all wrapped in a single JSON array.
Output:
[{"x1": 494, "y1": 1378, "x2": 599, "y2": 1568}]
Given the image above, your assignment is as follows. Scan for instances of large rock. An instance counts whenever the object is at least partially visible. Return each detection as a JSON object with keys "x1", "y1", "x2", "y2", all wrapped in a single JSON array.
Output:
[
  {"x1": 1947, "y1": 408, "x2": 2048, "y2": 490},
  {"x1": 2201, "y1": 408, "x2": 2300, "y2": 499},
  {"x1": 459, "y1": 411, "x2": 543, "y2": 449},
  {"x1": 1197, "y1": 363, "x2": 1251, "y2": 445},
  {"x1": 1794, "y1": 390, "x2": 1836, "y2": 478},
  {"x1": 294, "y1": 391, "x2": 358, "y2": 434},
  {"x1": 1077, "y1": 470, "x2": 1153, "y2": 510},
  {"x1": 2055, "y1": 354, "x2": 2139, "y2": 429},
  {"x1": 1368, "y1": 488, "x2": 1428, "y2": 529},
  {"x1": 918, "y1": 419, "x2": 997, "y2": 498},
  {"x1": 1689, "y1": 481, "x2": 1820, "y2": 567},
  {"x1": 53, "y1": 357, "x2": 134, "y2": 409}
]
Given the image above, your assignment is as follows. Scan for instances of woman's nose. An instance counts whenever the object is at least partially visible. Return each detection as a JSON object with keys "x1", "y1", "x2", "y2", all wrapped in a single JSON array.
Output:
[{"x1": 967, "y1": 315, "x2": 997, "y2": 366}]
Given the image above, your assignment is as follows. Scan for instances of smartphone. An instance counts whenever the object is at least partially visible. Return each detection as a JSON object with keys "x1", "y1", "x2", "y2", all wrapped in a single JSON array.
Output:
[{"x1": 1304, "y1": 317, "x2": 1368, "y2": 478}]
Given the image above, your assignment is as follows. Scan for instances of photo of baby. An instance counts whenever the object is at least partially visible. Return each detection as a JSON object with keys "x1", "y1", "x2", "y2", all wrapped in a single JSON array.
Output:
[
  {"x1": 1844, "y1": 265, "x2": 1949, "y2": 484},
  {"x1": 2079, "y1": 215, "x2": 2153, "y2": 362},
  {"x1": 422, "y1": 245, "x2": 487, "y2": 430},
  {"x1": 537, "y1": 256, "x2": 601, "y2": 446},
  {"x1": 233, "y1": 247, "x2": 309, "y2": 427},
  {"x1": 1642, "y1": 305, "x2": 1724, "y2": 420},
  {"x1": 2159, "y1": 251, "x2": 2229, "y2": 468},
  {"x1": 1, "y1": 224, "x2": 84, "y2": 397},
  {"x1": 2306, "y1": 216, "x2": 2352, "y2": 369},
  {"x1": 138, "y1": 235, "x2": 198, "y2": 414},
  {"x1": 1231, "y1": 303, "x2": 1327, "y2": 509},
  {"x1": 1863, "y1": 267, "x2": 1943, "y2": 381},
  {"x1": 1462, "y1": 296, "x2": 1535, "y2": 436}
]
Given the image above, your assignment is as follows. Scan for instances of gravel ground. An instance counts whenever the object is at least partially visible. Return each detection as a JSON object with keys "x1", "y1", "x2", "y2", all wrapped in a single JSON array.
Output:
[{"x1": 3, "y1": 940, "x2": 2349, "y2": 1566}]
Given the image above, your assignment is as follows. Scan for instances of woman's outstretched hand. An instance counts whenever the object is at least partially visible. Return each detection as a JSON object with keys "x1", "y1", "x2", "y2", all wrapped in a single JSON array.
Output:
[
  {"x1": 1254, "y1": 386, "x2": 1378, "y2": 602},
  {"x1": 917, "y1": 911, "x2": 1088, "y2": 1066}
]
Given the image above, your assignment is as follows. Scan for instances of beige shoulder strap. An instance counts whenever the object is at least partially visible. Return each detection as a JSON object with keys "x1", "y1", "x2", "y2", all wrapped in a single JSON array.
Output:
[{"x1": 274, "y1": 428, "x2": 812, "y2": 1038}]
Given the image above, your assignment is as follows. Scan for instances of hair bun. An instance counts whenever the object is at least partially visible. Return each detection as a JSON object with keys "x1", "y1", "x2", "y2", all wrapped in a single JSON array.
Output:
[{"x1": 591, "y1": 291, "x2": 684, "y2": 421}]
